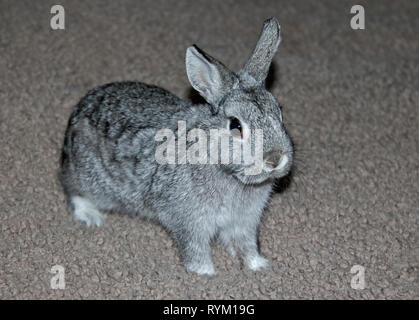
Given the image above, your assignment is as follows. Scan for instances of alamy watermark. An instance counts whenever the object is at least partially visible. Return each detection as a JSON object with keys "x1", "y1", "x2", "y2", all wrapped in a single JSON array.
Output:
[
  {"x1": 154, "y1": 121, "x2": 268, "y2": 176},
  {"x1": 350, "y1": 5, "x2": 365, "y2": 30},
  {"x1": 50, "y1": 264, "x2": 65, "y2": 289},
  {"x1": 50, "y1": 5, "x2": 65, "y2": 30},
  {"x1": 350, "y1": 265, "x2": 366, "y2": 290}
]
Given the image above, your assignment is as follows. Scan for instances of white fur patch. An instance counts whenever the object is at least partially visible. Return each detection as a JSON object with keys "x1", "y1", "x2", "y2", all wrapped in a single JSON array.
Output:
[
  {"x1": 186, "y1": 262, "x2": 215, "y2": 276},
  {"x1": 246, "y1": 255, "x2": 270, "y2": 271},
  {"x1": 275, "y1": 154, "x2": 289, "y2": 171},
  {"x1": 263, "y1": 154, "x2": 289, "y2": 173},
  {"x1": 71, "y1": 196, "x2": 105, "y2": 227}
]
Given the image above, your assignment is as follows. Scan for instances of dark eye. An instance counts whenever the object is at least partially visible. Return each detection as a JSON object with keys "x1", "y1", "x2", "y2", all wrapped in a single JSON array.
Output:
[{"x1": 229, "y1": 117, "x2": 242, "y2": 138}]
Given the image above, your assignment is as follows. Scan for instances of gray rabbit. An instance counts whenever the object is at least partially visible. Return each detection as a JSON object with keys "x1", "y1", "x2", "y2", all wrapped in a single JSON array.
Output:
[{"x1": 59, "y1": 18, "x2": 293, "y2": 275}]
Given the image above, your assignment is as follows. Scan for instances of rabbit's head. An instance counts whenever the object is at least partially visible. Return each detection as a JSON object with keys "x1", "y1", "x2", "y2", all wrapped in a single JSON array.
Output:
[{"x1": 186, "y1": 18, "x2": 293, "y2": 184}]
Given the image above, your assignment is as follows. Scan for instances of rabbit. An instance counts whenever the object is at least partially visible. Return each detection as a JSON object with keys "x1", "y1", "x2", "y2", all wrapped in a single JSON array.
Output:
[{"x1": 59, "y1": 17, "x2": 293, "y2": 275}]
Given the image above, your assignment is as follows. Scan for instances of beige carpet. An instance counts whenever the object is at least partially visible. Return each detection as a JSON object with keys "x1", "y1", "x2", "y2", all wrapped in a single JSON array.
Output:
[{"x1": 0, "y1": 0, "x2": 418, "y2": 299}]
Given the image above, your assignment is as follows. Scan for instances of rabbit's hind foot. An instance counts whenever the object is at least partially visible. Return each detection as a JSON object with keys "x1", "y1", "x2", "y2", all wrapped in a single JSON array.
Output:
[
  {"x1": 186, "y1": 261, "x2": 215, "y2": 276},
  {"x1": 71, "y1": 196, "x2": 106, "y2": 227},
  {"x1": 245, "y1": 254, "x2": 270, "y2": 271}
]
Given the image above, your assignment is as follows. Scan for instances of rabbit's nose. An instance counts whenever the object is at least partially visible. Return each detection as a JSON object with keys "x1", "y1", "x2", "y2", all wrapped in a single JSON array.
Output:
[
  {"x1": 264, "y1": 151, "x2": 283, "y2": 169},
  {"x1": 264, "y1": 151, "x2": 289, "y2": 172}
]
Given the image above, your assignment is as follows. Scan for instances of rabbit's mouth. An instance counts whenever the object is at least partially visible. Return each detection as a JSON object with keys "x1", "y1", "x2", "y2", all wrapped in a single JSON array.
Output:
[
  {"x1": 232, "y1": 159, "x2": 292, "y2": 185},
  {"x1": 240, "y1": 150, "x2": 293, "y2": 184}
]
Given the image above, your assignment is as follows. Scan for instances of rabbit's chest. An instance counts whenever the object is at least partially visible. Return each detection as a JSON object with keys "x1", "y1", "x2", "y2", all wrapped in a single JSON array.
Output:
[{"x1": 214, "y1": 183, "x2": 272, "y2": 227}]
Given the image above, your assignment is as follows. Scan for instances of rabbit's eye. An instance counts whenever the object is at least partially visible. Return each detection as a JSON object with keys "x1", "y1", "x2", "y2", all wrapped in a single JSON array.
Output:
[{"x1": 229, "y1": 117, "x2": 242, "y2": 138}]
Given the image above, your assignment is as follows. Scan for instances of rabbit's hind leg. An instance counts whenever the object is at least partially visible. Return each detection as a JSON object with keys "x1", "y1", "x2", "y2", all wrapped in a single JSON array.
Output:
[{"x1": 70, "y1": 196, "x2": 106, "y2": 227}]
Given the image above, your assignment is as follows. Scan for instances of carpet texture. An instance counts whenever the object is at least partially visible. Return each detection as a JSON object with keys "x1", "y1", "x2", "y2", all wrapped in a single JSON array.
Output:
[{"x1": 0, "y1": 0, "x2": 418, "y2": 299}]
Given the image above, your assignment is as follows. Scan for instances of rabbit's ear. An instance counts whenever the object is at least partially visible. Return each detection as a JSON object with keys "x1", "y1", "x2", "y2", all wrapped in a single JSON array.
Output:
[
  {"x1": 242, "y1": 17, "x2": 281, "y2": 84},
  {"x1": 186, "y1": 45, "x2": 236, "y2": 107}
]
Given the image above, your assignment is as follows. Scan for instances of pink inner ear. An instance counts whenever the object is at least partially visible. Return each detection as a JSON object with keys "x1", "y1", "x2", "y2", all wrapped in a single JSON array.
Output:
[{"x1": 199, "y1": 69, "x2": 207, "y2": 86}]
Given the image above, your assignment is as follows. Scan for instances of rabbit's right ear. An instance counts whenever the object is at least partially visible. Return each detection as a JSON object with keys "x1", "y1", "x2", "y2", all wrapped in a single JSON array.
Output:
[
  {"x1": 186, "y1": 45, "x2": 236, "y2": 108},
  {"x1": 242, "y1": 17, "x2": 281, "y2": 85}
]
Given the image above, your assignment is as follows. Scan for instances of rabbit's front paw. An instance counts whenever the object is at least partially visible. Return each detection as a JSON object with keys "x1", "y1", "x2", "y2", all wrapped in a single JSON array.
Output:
[
  {"x1": 186, "y1": 261, "x2": 215, "y2": 276},
  {"x1": 245, "y1": 255, "x2": 271, "y2": 271},
  {"x1": 71, "y1": 196, "x2": 105, "y2": 227}
]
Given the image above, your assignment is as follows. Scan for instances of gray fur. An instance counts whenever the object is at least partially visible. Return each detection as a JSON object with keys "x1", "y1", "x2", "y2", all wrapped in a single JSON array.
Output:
[
  {"x1": 59, "y1": 17, "x2": 293, "y2": 275},
  {"x1": 241, "y1": 17, "x2": 281, "y2": 85}
]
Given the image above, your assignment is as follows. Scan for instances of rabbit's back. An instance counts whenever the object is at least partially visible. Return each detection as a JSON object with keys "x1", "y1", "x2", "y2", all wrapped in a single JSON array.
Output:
[
  {"x1": 60, "y1": 81, "x2": 187, "y2": 214},
  {"x1": 69, "y1": 82, "x2": 186, "y2": 132}
]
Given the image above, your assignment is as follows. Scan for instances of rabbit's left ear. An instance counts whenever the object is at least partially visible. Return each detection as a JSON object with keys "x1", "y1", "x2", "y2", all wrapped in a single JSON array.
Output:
[
  {"x1": 242, "y1": 17, "x2": 281, "y2": 85},
  {"x1": 186, "y1": 45, "x2": 236, "y2": 108}
]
